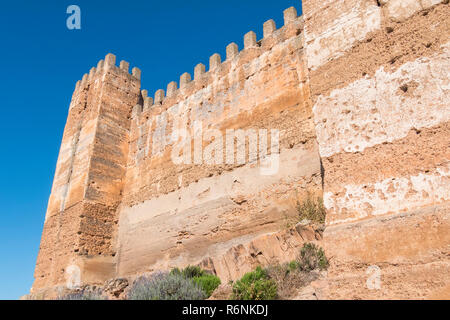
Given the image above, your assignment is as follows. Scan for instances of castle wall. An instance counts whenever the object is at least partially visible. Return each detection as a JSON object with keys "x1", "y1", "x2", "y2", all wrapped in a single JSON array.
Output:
[
  {"x1": 303, "y1": 0, "x2": 450, "y2": 298},
  {"x1": 32, "y1": 1, "x2": 450, "y2": 299},
  {"x1": 116, "y1": 8, "x2": 322, "y2": 282},
  {"x1": 32, "y1": 56, "x2": 141, "y2": 295}
]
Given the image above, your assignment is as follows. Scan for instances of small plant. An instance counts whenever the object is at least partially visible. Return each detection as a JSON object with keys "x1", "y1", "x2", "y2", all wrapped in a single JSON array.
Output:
[
  {"x1": 265, "y1": 263, "x2": 319, "y2": 299},
  {"x1": 296, "y1": 192, "x2": 326, "y2": 224},
  {"x1": 169, "y1": 267, "x2": 182, "y2": 276},
  {"x1": 297, "y1": 243, "x2": 329, "y2": 272},
  {"x1": 260, "y1": 244, "x2": 329, "y2": 299},
  {"x1": 288, "y1": 260, "x2": 300, "y2": 271},
  {"x1": 282, "y1": 212, "x2": 299, "y2": 229},
  {"x1": 232, "y1": 267, "x2": 277, "y2": 300},
  {"x1": 128, "y1": 271, "x2": 206, "y2": 300},
  {"x1": 193, "y1": 274, "x2": 221, "y2": 297}
]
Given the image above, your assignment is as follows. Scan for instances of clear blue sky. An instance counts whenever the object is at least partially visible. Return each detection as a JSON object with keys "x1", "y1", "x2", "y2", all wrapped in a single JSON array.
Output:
[{"x1": 0, "y1": 0, "x2": 302, "y2": 299}]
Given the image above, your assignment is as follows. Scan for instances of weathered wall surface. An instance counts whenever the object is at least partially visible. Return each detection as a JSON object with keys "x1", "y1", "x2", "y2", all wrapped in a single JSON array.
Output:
[
  {"x1": 116, "y1": 8, "x2": 322, "y2": 282},
  {"x1": 303, "y1": 0, "x2": 450, "y2": 299},
  {"x1": 32, "y1": 56, "x2": 141, "y2": 296},
  {"x1": 32, "y1": 7, "x2": 322, "y2": 296},
  {"x1": 32, "y1": 1, "x2": 450, "y2": 299}
]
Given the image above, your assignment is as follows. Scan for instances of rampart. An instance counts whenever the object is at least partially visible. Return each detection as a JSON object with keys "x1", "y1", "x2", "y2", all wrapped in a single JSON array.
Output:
[{"x1": 32, "y1": 1, "x2": 450, "y2": 299}]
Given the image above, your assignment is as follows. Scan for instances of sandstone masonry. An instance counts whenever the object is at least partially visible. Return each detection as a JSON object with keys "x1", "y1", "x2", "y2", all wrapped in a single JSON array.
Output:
[{"x1": 32, "y1": 1, "x2": 450, "y2": 299}]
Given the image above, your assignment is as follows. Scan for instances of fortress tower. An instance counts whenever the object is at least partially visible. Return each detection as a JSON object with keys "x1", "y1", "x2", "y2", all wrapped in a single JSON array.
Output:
[
  {"x1": 33, "y1": 54, "x2": 142, "y2": 292},
  {"x1": 32, "y1": 1, "x2": 449, "y2": 299}
]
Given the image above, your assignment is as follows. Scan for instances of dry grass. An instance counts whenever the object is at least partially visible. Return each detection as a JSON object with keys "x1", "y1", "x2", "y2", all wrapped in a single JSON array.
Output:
[
  {"x1": 265, "y1": 242, "x2": 329, "y2": 299},
  {"x1": 296, "y1": 192, "x2": 326, "y2": 224},
  {"x1": 265, "y1": 264, "x2": 319, "y2": 299}
]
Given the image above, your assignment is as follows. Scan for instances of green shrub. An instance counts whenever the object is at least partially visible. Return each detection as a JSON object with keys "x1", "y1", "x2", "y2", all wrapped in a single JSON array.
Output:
[
  {"x1": 168, "y1": 266, "x2": 220, "y2": 297},
  {"x1": 296, "y1": 192, "x2": 326, "y2": 224},
  {"x1": 193, "y1": 274, "x2": 221, "y2": 297},
  {"x1": 288, "y1": 260, "x2": 300, "y2": 271},
  {"x1": 297, "y1": 243, "x2": 329, "y2": 272},
  {"x1": 128, "y1": 272, "x2": 206, "y2": 300},
  {"x1": 232, "y1": 267, "x2": 277, "y2": 300}
]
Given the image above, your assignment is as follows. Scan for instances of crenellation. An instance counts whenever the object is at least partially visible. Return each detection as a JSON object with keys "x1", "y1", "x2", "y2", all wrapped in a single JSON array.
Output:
[
  {"x1": 88, "y1": 67, "x2": 96, "y2": 81},
  {"x1": 167, "y1": 81, "x2": 178, "y2": 97},
  {"x1": 180, "y1": 72, "x2": 192, "y2": 88},
  {"x1": 209, "y1": 53, "x2": 222, "y2": 71},
  {"x1": 226, "y1": 42, "x2": 239, "y2": 60},
  {"x1": 132, "y1": 104, "x2": 143, "y2": 117},
  {"x1": 105, "y1": 53, "x2": 116, "y2": 67},
  {"x1": 143, "y1": 97, "x2": 153, "y2": 110},
  {"x1": 132, "y1": 67, "x2": 141, "y2": 80},
  {"x1": 120, "y1": 60, "x2": 130, "y2": 72},
  {"x1": 141, "y1": 89, "x2": 148, "y2": 99},
  {"x1": 97, "y1": 59, "x2": 104, "y2": 72},
  {"x1": 263, "y1": 19, "x2": 276, "y2": 38},
  {"x1": 194, "y1": 63, "x2": 206, "y2": 80},
  {"x1": 244, "y1": 31, "x2": 257, "y2": 48},
  {"x1": 154, "y1": 89, "x2": 165, "y2": 105},
  {"x1": 157, "y1": 10, "x2": 303, "y2": 96},
  {"x1": 75, "y1": 57, "x2": 121, "y2": 94},
  {"x1": 283, "y1": 7, "x2": 298, "y2": 25},
  {"x1": 81, "y1": 73, "x2": 88, "y2": 87},
  {"x1": 129, "y1": 13, "x2": 306, "y2": 123}
]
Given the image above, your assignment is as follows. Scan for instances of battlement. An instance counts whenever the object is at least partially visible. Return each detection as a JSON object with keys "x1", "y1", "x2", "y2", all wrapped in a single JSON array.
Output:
[
  {"x1": 134, "y1": 6, "x2": 303, "y2": 119},
  {"x1": 73, "y1": 53, "x2": 141, "y2": 94}
]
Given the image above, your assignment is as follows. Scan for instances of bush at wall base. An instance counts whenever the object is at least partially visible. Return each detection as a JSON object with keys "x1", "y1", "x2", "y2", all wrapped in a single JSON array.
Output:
[{"x1": 128, "y1": 271, "x2": 207, "y2": 300}]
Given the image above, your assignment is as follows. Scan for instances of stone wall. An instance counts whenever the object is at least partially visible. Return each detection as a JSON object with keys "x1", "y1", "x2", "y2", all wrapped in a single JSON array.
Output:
[
  {"x1": 117, "y1": 7, "x2": 322, "y2": 282},
  {"x1": 32, "y1": 1, "x2": 450, "y2": 299},
  {"x1": 33, "y1": 56, "x2": 141, "y2": 295},
  {"x1": 32, "y1": 7, "x2": 323, "y2": 296},
  {"x1": 303, "y1": 0, "x2": 450, "y2": 299}
]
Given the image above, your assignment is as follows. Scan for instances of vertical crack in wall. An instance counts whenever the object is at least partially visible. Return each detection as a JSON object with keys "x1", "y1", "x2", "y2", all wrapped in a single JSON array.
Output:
[{"x1": 60, "y1": 123, "x2": 82, "y2": 214}]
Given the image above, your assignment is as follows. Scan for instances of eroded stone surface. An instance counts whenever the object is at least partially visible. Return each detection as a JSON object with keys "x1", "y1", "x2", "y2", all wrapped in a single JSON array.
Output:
[
  {"x1": 33, "y1": 1, "x2": 450, "y2": 300},
  {"x1": 304, "y1": 0, "x2": 450, "y2": 299}
]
